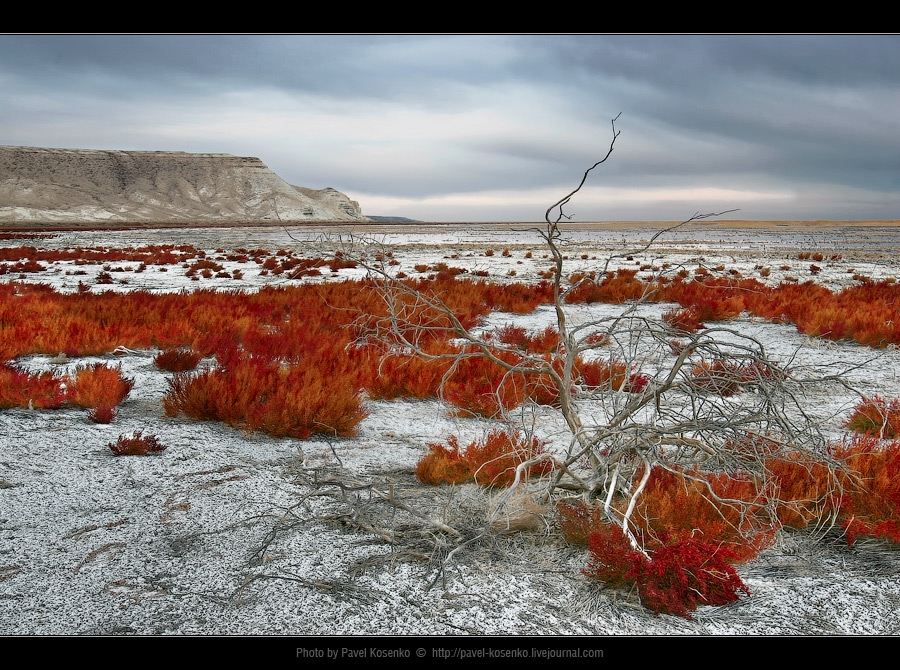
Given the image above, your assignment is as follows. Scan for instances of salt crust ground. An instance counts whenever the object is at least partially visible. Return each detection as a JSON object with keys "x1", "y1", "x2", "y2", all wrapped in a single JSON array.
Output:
[{"x1": 2, "y1": 223, "x2": 900, "y2": 636}]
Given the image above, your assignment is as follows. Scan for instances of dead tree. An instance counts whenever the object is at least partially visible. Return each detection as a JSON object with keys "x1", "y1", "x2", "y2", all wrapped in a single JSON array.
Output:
[{"x1": 350, "y1": 116, "x2": 846, "y2": 556}]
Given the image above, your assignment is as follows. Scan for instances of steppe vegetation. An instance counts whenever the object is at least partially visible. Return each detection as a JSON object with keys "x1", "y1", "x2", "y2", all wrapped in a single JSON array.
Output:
[{"x1": 2, "y1": 224, "x2": 900, "y2": 620}]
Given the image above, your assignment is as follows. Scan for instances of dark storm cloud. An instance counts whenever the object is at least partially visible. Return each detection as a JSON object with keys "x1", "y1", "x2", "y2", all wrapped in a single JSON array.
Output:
[
  {"x1": 0, "y1": 35, "x2": 519, "y2": 104},
  {"x1": 1, "y1": 35, "x2": 899, "y2": 220}
]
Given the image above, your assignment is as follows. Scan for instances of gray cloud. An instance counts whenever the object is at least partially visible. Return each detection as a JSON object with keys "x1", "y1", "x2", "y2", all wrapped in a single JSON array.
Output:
[{"x1": 1, "y1": 35, "x2": 898, "y2": 221}]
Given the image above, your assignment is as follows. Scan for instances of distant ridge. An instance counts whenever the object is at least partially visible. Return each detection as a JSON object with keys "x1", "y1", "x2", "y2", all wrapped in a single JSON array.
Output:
[
  {"x1": 367, "y1": 215, "x2": 421, "y2": 223},
  {"x1": 0, "y1": 146, "x2": 370, "y2": 225}
]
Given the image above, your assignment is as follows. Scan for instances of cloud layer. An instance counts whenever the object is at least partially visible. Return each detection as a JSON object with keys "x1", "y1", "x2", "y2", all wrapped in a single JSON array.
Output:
[{"x1": 2, "y1": 35, "x2": 898, "y2": 221}]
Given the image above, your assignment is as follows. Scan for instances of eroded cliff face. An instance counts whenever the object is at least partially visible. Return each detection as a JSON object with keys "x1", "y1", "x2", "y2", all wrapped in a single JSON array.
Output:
[{"x1": 0, "y1": 146, "x2": 369, "y2": 223}]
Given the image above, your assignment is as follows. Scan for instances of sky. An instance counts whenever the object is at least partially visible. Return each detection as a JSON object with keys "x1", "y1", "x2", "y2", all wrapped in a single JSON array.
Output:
[{"x1": 1, "y1": 35, "x2": 899, "y2": 222}]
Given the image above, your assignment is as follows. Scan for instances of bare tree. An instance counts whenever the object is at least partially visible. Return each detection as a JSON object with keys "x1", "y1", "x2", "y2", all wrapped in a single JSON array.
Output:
[{"x1": 345, "y1": 116, "x2": 845, "y2": 561}]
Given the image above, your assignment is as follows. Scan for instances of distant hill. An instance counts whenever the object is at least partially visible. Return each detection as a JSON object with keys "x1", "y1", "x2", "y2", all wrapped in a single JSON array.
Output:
[
  {"x1": 0, "y1": 146, "x2": 369, "y2": 225},
  {"x1": 366, "y1": 215, "x2": 421, "y2": 223}
]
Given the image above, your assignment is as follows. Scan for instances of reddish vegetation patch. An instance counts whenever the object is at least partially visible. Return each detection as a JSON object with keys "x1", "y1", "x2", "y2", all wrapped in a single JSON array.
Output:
[
  {"x1": 88, "y1": 405, "x2": 118, "y2": 424},
  {"x1": 584, "y1": 524, "x2": 750, "y2": 619},
  {"x1": 0, "y1": 362, "x2": 67, "y2": 409},
  {"x1": 833, "y1": 435, "x2": 900, "y2": 544},
  {"x1": 844, "y1": 396, "x2": 900, "y2": 438},
  {"x1": 0, "y1": 361, "x2": 132, "y2": 415},
  {"x1": 442, "y1": 349, "x2": 527, "y2": 418},
  {"x1": 565, "y1": 269, "x2": 650, "y2": 304},
  {"x1": 163, "y1": 348, "x2": 369, "y2": 440},
  {"x1": 154, "y1": 347, "x2": 203, "y2": 373},
  {"x1": 67, "y1": 363, "x2": 134, "y2": 409},
  {"x1": 578, "y1": 358, "x2": 648, "y2": 393},
  {"x1": 557, "y1": 425, "x2": 900, "y2": 617},
  {"x1": 109, "y1": 431, "x2": 167, "y2": 456},
  {"x1": 415, "y1": 429, "x2": 552, "y2": 487}
]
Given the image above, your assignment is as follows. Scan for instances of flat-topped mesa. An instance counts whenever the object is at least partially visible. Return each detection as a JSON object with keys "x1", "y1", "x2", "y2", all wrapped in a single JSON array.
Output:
[{"x1": 0, "y1": 146, "x2": 369, "y2": 224}]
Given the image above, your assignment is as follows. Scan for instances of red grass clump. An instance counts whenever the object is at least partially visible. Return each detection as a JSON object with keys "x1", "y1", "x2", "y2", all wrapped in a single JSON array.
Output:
[
  {"x1": 109, "y1": 430, "x2": 167, "y2": 456},
  {"x1": 763, "y1": 450, "x2": 840, "y2": 530},
  {"x1": 0, "y1": 362, "x2": 67, "y2": 409},
  {"x1": 832, "y1": 435, "x2": 900, "y2": 544},
  {"x1": 584, "y1": 524, "x2": 751, "y2": 619},
  {"x1": 496, "y1": 324, "x2": 560, "y2": 353},
  {"x1": 565, "y1": 269, "x2": 653, "y2": 304},
  {"x1": 577, "y1": 358, "x2": 648, "y2": 393},
  {"x1": 415, "y1": 429, "x2": 552, "y2": 487},
  {"x1": 441, "y1": 349, "x2": 526, "y2": 418},
  {"x1": 154, "y1": 347, "x2": 203, "y2": 372},
  {"x1": 163, "y1": 350, "x2": 368, "y2": 440},
  {"x1": 88, "y1": 405, "x2": 118, "y2": 424},
  {"x1": 844, "y1": 396, "x2": 900, "y2": 438},
  {"x1": 633, "y1": 468, "x2": 773, "y2": 562},
  {"x1": 363, "y1": 340, "x2": 456, "y2": 401},
  {"x1": 689, "y1": 359, "x2": 746, "y2": 397},
  {"x1": 67, "y1": 363, "x2": 134, "y2": 409},
  {"x1": 663, "y1": 307, "x2": 705, "y2": 334}
]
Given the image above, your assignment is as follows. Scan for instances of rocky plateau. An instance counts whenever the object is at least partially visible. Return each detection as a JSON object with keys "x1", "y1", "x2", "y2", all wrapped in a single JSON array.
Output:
[{"x1": 0, "y1": 146, "x2": 368, "y2": 226}]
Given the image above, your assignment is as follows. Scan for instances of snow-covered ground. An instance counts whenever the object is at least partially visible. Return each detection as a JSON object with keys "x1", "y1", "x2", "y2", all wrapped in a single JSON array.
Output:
[{"x1": 2, "y1": 222, "x2": 900, "y2": 636}]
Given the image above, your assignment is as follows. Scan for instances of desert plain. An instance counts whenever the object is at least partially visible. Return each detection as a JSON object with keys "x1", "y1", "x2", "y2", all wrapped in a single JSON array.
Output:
[{"x1": 2, "y1": 220, "x2": 900, "y2": 636}]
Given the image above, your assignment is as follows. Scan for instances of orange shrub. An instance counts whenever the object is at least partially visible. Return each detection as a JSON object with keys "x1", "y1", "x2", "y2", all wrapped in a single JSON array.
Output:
[
  {"x1": 557, "y1": 500, "x2": 604, "y2": 545},
  {"x1": 442, "y1": 349, "x2": 526, "y2": 418},
  {"x1": 0, "y1": 362, "x2": 67, "y2": 409},
  {"x1": 689, "y1": 359, "x2": 745, "y2": 397},
  {"x1": 109, "y1": 431, "x2": 167, "y2": 456},
  {"x1": 415, "y1": 429, "x2": 552, "y2": 487},
  {"x1": 576, "y1": 358, "x2": 647, "y2": 392},
  {"x1": 67, "y1": 363, "x2": 134, "y2": 409},
  {"x1": 414, "y1": 435, "x2": 476, "y2": 486},
  {"x1": 565, "y1": 269, "x2": 652, "y2": 304},
  {"x1": 163, "y1": 350, "x2": 368, "y2": 440},
  {"x1": 658, "y1": 277, "x2": 758, "y2": 321},
  {"x1": 832, "y1": 435, "x2": 900, "y2": 544},
  {"x1": 763, "y1": 450, "x2": 840, "y2": 530},
  {"x1": 154, "y1": 347, "x2": 203, "y2": 372},
  {"x1": 363, "y1": 340, "x2": 456, "y2": 401},
  {"x1": 496, "y1": 324, "x2": 560, "y2": 353},
  {"x1": 844, "y1": 396, "x2": 900, "y2": 438},
  {"x1": 663, "y1": 307, "x2": 705, "y2": 334},
  {"x1": 632, "y1": 468, "x2": 773, "y2": 562}
]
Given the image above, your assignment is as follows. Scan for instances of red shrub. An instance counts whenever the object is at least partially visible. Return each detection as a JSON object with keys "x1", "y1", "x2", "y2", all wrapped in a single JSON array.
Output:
[
  {"x1": 415, "y1": 429, "x2": 552, "y2": 487},
  {"x1": 663, "y1": 307, "x2": 705, "y2": 334},
  {"x1": 576, "y1": 358, "x2": 646, "y2": 392},
  {"x1": 442, "y1": 350, "x2": 526, "y2": 418},
  {"x1": 632, "y1": 534, "x2": 751, "y2": 618},
  {"x1": 764, "y1": 450, "x2": 840, "y2": 530},
  {"x1": 109, "y1": 430, "x2": 167, "y2": 456},
  {"x1": 844, "y1": 396, "x2": 900, "y2": 438},
  {"x1": 67, "y1": 363, "x2": 134, "y2": 409},
  {"x1": 495, "y1": 324, "x2": 531, "y2": 350},
  {"x1": 689, "y1": 359, "x2": 745, "y2": 397},
  {"x1": 633, "y1": 468, "x2": 772, "y2": 562},
  {"x1": 163, "y1": 350, "x2": 368, "y2": 440},
  {"x1": 154, "y1": 347, "x2": 203, "y2": 373},
  {"x1": 414, "y1": 436, "x2": 473, "y2": 486},
  {"x1": 0, "y1": 362, "x2": 67, "y2": 409},
  {"x1": 363, "y1": 340, "x2": 456, "y2": 401},
  {"x1": 584, "y1": 525, "x2": 750, "y2": 619},
  {"x1": 565, "y1": 269, "x2": 652, "y2": 304},
  {"x1": 832, "y1": 435, "x2": 900, "y2": 544},
  {"x1": 495, "y1": 324, "x2": 560, "y2": 353},
  {"x1": 557, "y1": 500, "x2": 604, "y2": 545},
  {"x1": 88, "y1": 405, "x2": 118, "y2": 424}
]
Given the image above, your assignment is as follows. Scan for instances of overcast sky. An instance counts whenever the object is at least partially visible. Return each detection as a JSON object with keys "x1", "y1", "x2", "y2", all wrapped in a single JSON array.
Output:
[{"x1": 2, "y1": 35, "x2": 898, "y2": 222}]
